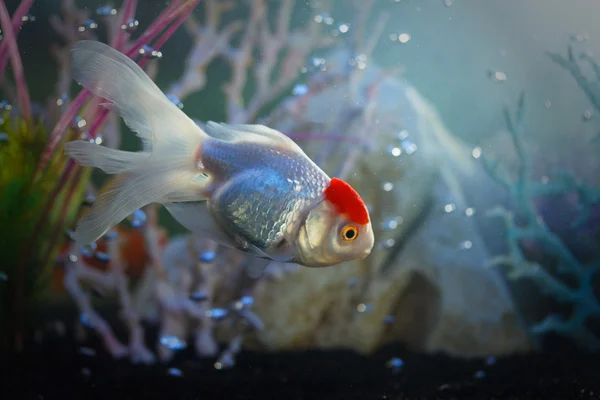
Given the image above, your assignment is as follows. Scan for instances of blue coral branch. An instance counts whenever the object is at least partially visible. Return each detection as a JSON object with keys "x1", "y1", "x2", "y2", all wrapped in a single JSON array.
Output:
[{"x1": 482, "y1": 88, "x2": 600, "y2": 349}]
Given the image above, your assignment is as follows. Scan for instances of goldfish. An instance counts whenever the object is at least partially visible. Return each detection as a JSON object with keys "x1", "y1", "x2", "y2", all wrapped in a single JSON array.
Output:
[{"x1": 64, "y1": 40, "x2": 374, "y2": 267}]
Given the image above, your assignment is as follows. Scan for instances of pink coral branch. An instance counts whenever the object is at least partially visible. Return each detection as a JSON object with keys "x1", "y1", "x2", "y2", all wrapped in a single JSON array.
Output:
[
  {"x1": 0, "y1": 0, "x2": 32, "y2": 120},
  {"x1": 36, "y1": 0, "x2": 200, "y2": 177},
  {"x1": 112, "y1": 0, "x2": 138, "y2": 50},
  {"x1": 0, "y1": 0, "x2": 34, "y2": 82}
]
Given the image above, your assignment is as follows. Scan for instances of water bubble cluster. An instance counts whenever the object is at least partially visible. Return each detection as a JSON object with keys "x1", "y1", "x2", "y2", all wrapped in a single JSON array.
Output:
[
  {"x1": 382, "y1": 182, "x2": 394, "y2": 192},
  {"x1": 139, "y1": 45, "x2": 162, "y2": 59},
  {"x1": 214, "y1": 356, "x2": 235, "y2": 370},
  {"x1": 471, "y1": 146, "x2": 482, "y2": 159},
  {"x1": 206, "y1": 308, "x2": 228, "y2": 320},
  {"x1": 121, "y1": 18, "x2": 139, "y2": 32},
  {"x1": 21, "y1": 14, "x2": 36, "y2": 23},
  {"x1": 379, "y1": 238, "x2": 396, "y2": 249},
  {"x1": 234, "y1": 296, "x2": 254, "y2": 310},
  {"x1": 56, "y1": 93, "x2": 69, "y2": 106},
  {"x1": 401, "y1": 139, "x2": 418, "y2": 154},
  {"x1": 349, "y1": 53, "x2": 367, "y2": 70},
  {"x1": 389, "y1": 33, "x2": 411, "y2": 44},
  {"x1": 128, "y1": 209, "x2": 147, "y2": 228},
  {"x1": 96, "y1": 6, "x2": 118, "y2": 16},
  {"x1": 313, "y1": 13, "x2": 334, "y2": 25},
  {"x1": 381, "y1": 216, "x2": 403, "y2": 230},
  {"x1": 78, "y1": 19, "x2": 99, "y2": 32},
  {"x1": 309, "y1": 57, "x2": 327, "y2": 72},
  {"x1": 159, "y1": 335, "x2": 187, "y2": 351},
  {"x1": 0, "y1": 100, "x2": 12, "y2": 110}
]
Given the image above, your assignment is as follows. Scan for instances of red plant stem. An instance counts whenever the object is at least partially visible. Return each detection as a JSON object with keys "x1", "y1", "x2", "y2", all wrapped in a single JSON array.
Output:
[
  {"x1": 36, "y1": 0, "x2": 197, "y2": 175},
  {"x1": 0, "y1": 0, "x2": 31, "y2": 120},
  {"x1": 86, "y1": 0, "x2": 200, "y2": 139},
  {"x1": 0, "y1": 0, "x2": 34, "y2": 81},
  {"x1": 112, "y1": 0, "x2": 138, "y2": 50},
  {"x1": 137, "y1": 0, "x2": 200, "y2": 69},
  {"x1": 35, "y1": 90, "x2": 92, "y2": 176}
]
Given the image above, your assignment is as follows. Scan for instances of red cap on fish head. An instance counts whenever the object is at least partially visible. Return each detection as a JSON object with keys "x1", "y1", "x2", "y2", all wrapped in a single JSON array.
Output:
[{"x1": 323, "y1": 178, "x2": 370, "y2": 225}]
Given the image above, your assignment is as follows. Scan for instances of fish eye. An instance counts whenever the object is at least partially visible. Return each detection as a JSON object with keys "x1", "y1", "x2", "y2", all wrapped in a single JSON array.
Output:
[{"x1": 341, "y1": 225, "x2": 359, "y2": 242}]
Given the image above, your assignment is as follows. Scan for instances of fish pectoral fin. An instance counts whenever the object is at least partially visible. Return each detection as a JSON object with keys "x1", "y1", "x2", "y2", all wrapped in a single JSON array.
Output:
[
  {"x1": 244, "y1": 242, "x2": 294, "y2": 264},
  {"x1": 164, "y1": 201, "x2": 238, "y2": 248}
]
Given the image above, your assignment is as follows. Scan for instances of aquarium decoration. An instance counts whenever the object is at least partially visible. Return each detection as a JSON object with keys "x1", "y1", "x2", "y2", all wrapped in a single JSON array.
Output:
[
  {"x1": 0, "y1": 0, "x2": 200, "y2": 352},
  {"x1": 481, "y1": 47, "x2": 600, "y2": 349}
]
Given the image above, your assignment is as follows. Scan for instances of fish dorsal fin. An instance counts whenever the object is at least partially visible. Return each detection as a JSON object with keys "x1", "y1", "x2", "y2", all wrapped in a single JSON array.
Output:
[{"x1": 204, "y1": 122, "x2": 302, "y2": 151}]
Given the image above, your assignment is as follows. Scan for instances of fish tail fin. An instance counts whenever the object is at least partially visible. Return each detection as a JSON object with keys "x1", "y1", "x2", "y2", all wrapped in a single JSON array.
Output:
[{"x1": 65, "y1": 40, "x2": 211, "y2": 247}]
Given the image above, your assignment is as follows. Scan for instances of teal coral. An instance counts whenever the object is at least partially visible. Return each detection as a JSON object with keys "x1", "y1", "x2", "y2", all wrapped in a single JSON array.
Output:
[{"x1": 481, "y1": 47, "x2": 600, "y2": 349}]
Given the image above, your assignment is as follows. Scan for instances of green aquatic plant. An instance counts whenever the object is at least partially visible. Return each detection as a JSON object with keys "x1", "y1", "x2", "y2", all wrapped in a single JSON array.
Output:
[{"x1": 0, "y1": 0, "x2": 200, "y2": 352}]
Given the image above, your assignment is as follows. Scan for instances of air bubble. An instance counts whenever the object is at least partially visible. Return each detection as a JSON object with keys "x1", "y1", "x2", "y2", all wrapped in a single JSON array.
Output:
[
  {"x1": 206, "y1": 308, "x2": 228, "y2": 320},
  {"x1": 444, "y1": 203, "x2": 456, "y2": 213},
  {"x1": 159, "y1": 335, "x2": 187, "y2": 351},
  {"x1": 96, "y1": 6, "x2": 118, "y2": 16},
  {"x1": 472, "y1": 146, "x2": 482, "y2": 159},
  {"x1": 356, "y1": 303, "x2": 372, "y2": 313},
  {"x1": 128, "y1": 209, "x2": 147, "y2": 228},
  {"x1": 382, "y1": 182, "x2": 394, "y2": 192},
  {"x1": 78, "y1": 19, "x2": 98, "y2": 32},
  {"x1": 386, "y1": 357, "x2": 404, "y2": 373},
  {"x1": 167, "y1": 367, "x2": 183, "y2": 377},
  {"x1": 139, "y1": 45, "x2": 163, "y2": 59},
  {"x1": 199, "y1": 251, "x2": 216, "y2": 263},
  {"x1": 489, "y1": 71, "x2": 507, "y2": 82},
  {"x1": 292, "y1": 84, "x2": 309, "y2": 96},
  {"x1": 121, "y1": 18, "x2": 139, "y2": 32},
  {"x1": 167, "y1": 93, "x2": 184, "y2": 109}
]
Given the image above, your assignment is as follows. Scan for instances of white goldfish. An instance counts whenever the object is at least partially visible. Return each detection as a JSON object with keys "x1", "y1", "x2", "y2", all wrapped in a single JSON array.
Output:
[{"x1": 65, "y1": 40, "x2": 374, "y2": 267}]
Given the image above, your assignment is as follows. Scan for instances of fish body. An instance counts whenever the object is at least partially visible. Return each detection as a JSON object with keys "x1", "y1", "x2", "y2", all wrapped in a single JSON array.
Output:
[{"x1": 64, "y1": 40, "x2": 374, "y2": 267}]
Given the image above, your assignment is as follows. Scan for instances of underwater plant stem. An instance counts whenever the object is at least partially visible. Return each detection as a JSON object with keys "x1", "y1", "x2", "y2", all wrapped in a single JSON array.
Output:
[
  {"x1": 112, "y1": 0, "x2": 138, "y2": 51},
  {"x1": 0, "y1": 0, "x2": 33, "y2": 81},
  {"x1": 0, "y1": 0, "x2": 32, "y2": 120},
  {"x1": 85, "y1": 0, "x2": 200, "y2": 137},
  {"x1": 125, "y1": 0, "x2": 187, "y2": 57},
  {"x1": 35, "y1": 90, "x2": 91, "y2": 177},
  {"x1": 137, "y1": 0, "x2": 200, "y2": 70},
  {"x1": 36, "y1": 0, "x2": 198, "y2": 177}
]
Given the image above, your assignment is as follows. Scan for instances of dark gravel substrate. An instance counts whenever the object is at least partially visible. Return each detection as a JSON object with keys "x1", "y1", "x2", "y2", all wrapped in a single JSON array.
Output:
[{"x1": 1, "y1": 330, "x2": 600, "y2": 400}]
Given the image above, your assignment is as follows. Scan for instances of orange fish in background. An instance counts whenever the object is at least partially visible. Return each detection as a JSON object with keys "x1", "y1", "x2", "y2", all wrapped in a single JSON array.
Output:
[{"x1": 51, "y1": 175, "x2": 169, "y2": 296}]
